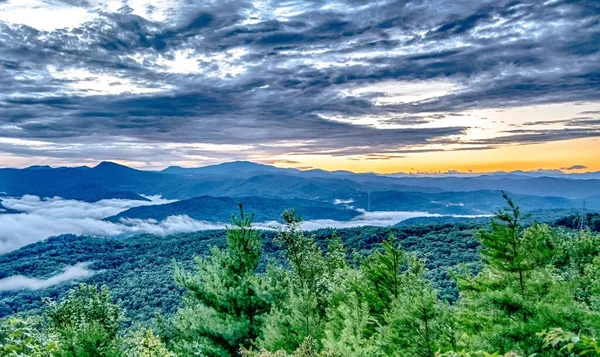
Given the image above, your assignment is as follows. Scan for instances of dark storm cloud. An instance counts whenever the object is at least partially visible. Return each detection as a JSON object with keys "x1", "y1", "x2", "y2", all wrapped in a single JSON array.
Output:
[{"x1": 0, "y1": 0, "x2": 599, "y2": 163}]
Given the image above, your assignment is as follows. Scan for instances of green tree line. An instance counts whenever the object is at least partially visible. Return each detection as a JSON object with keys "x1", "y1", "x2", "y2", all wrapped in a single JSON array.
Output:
[{"x1": 2, "y1": 196, "x2": 600, "y2": 356}]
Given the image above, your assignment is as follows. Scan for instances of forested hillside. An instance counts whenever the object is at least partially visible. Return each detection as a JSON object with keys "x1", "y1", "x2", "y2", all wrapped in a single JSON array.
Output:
[
  {"x1": 0, "y1": 222, "x2": 480, "y2": 321},
  {"x1": 556, "y1": 213, "x2": 600, "y2": 232},
  {"x1": 106, "y1": 196, "x2": 361, "y2": 223},
  {"x1": 2, "y1": 196, "x2": 600, "y2": 356}
]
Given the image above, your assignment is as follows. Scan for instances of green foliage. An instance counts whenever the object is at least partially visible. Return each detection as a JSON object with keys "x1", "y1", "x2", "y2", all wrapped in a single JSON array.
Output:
[
  {"x1": 45, "y1": 284, "x2": 124, "y2": 357},
  {"x1": 3, "y1": 196, "x2": 600, "y2": 357},
  {"x1": 121, "y1": 329, "x2": 173, "y2": 357},
  {"x1": 0, "y1": 222, "x2": 481, "y2": 322},
  {"x1": 556, "y1": 213, "x2": 600, "y2": 233},
  {"x1": 454, "y1": 194, "x2": 600, "y2": 356},
  {"x1": 0, "y1": 317, "x2": 57, "y2": 357},
  {"x1": 361, "y1": 233, "x2": 406, "y2": 321},
  {"x1": 477, "y1": 192, "x2": 532, "y2": 301},
  {"x1": 242, "y1": 338, "x2": 324, "y2": 357},
  {"x1": 437, "y1": 351, "x2": 523, "y2": 357},
  {"x1": 259, "y1": 210, "x2": 332, "y2": 352},
  {"x1": 380, "y1": 257, "x2": 457, "y2": 357},
  {"x1": 541, "y1": 328, "x2": 600, "y2": 356},
  {"x1": 321, "y1": 292, "x2": 380, "y2": 357},
  {"x1": 169, "y1": 204, "x2": 269, "y2": 356},
  {"x1": 45, "y1": 284, "x2": 123, "y2": 340}
]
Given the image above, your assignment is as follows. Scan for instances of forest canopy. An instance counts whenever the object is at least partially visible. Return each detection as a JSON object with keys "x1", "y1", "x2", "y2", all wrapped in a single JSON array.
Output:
[{"x1": 2, "y1": 197, "x2": 600, "y2": 356}]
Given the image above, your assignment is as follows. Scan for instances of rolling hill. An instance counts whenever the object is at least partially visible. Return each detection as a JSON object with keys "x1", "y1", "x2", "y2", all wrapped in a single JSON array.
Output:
[{"x1": 106, "y1": 196, "x2": 361, "y2": 223}]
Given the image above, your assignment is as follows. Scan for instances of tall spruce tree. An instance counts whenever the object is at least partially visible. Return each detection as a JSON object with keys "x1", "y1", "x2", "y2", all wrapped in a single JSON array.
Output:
[
  {"x1": 260, "y1": 210, "x2": 337, "y2": 353},
  {"x1": 361, "y1": 232, "x2": 405, "y2": 322},
  {"x1": 381, "y1": 257, "x2": 455, "y2": 357},
  {"x1": 170, "y1": 204, "x2": 268, "y2": 356},
  {"x1": 477, "y1": 192, "x2": 529, "y2": 307}
]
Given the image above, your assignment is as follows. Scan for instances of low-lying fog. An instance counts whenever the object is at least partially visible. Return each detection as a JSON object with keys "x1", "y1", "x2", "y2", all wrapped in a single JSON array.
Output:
[{"x1": 0, "y1": 195, "x2": 477, "y2": 254}]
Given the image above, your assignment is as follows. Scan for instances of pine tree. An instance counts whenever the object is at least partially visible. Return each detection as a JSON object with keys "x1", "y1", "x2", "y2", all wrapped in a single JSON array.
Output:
[
  {"x1": 260, "y1": 211, "x2": 325, "y2": 352},
  {"x1": 477, "y1": 192, "x2": 529, "y2": 309},
  {"x1": 474, "y1": 192, "x2": 559, "y2": 324},
  {"x1": 361, "y1": 232, "x2": 405, "y2": 322},
  {"x1": 260, "y1": 210, "x2": 342, "y2": 353},
  {"x1": 381, "y1": 257, "x2": 455, "y2": 357},
  {"x1": 45, "y1": 284, "x2": 124, "y2": 357},
  {"x1": 170, "y1": 204, "x2": 268, "y2": 356},
  {"x1": 321, "y1": 292, "x2": 380, "y2": 357},
  {"x1": 454, "y1": 195, "x2": 600, "y2": 355},
  {"x1": 324, "y1": 231, "x2": 347, "y2": 273}
]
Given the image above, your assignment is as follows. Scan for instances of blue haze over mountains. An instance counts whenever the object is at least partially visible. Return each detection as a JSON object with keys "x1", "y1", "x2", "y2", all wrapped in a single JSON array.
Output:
[{"x1": 1, "y1": 161, "x2": 599, "y2": 223}]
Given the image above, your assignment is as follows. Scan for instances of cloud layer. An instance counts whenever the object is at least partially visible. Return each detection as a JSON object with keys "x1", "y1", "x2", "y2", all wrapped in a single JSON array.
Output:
[
  {"x1": 0, "y1": 262, "x2": 94, "y2": 291},
  {"x1": 0, "y1": 195, "x2": 177, "y2": 253},
  {"x1": 0, "y1": 195, "x2": 476, "y2": 254},
  {"x1": 0, "y1": 0, "x2": 598, "y2": 167}
]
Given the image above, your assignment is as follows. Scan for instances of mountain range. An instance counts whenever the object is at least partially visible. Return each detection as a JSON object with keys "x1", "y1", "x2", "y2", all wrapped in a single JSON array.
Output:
[{"x1": 1, "y1": 161, "x2": 598, "y2": 219}]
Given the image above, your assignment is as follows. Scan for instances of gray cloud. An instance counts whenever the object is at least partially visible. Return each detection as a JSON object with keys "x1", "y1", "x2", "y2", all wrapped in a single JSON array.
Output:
[
  {"x1": 0, "y1": 0, "x2": 599, "y2": 163},
  {"x1": 561, "y1": 165, "x2": 588, "y2": 171}
]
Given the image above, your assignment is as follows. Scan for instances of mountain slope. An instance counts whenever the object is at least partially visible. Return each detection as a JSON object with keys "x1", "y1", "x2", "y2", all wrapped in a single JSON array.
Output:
[
  {"x1": 4, "y1": 161, "x2": 600, "y2": 202},
  {"x1": 162, "y1": 161, "x2": 299, "y2": 175},
  {"x1": 0, "y1": 164, "x2": 150, "y2": 202},
  {"x1": 107, "y1": 195, "x2": 361, "y2": 223},
  {"x1": 360, "y1": 190, "x2": 583, "y2": 214}
]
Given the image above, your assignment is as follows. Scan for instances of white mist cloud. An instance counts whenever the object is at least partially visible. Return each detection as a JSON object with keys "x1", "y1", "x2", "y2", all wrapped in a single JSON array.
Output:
[
  {"x1": 333, "y1": 198, "x2": 355, "y2": 205},
  {"x1": 0, "y1": 262, "x2": 94, "y2": 291},
  {"x1": 1, "y1": 194, "x2": 174, "y2": 219},
  {"x1": 117, "y1": 216, "x2": 226, "y2": 235},
  {"x1": 255, "y1": 210, "x2": 440, "y2": 231},
  {"x1": 0, "y1": 195, "x2": 484, "y2": 255},
  {"x1": 0, "y1": 195, "x2": 175, "y2": 253}
]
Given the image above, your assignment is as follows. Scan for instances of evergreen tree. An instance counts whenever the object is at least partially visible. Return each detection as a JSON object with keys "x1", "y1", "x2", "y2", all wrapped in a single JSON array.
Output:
[
  {"x1": 381, "y1": 257, "x2": 455, "y2": 357},
  {"x1": 45, "y1": 284, "x2": 124, "y2": 357},
  {"x1": 477, "y1": 192, "x2": 529, "y2": 314},
  {"x1": 321, "y1": 292, "x2": 380, "y2": 357},
  {"x1": 170, "y1": 204, "x2": 268, "y2": 356},
  {"x1": 454, "y1": 195, "x2": 600, "y2": 355},
  {"x1": 260, "y1": 211, "x2": 347, "y2": 353},
  {"x1": 361, "y1": 232, "x2": 406, "y2": 322},
  {"x1": 6, "y1": 200, "x2": 600, "y2": 357},
  {"x1": 260, "y1": 210, "x2": 330, "y2": 352}
]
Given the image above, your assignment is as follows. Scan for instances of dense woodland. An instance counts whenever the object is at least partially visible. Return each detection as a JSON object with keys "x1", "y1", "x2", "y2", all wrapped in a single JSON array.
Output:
[
  {"x1": 2, "y1": 194, "x2": 600, "y2": 356},
  {"x1": 0, "y1": 223, "x2": 481, "y2": 321}
]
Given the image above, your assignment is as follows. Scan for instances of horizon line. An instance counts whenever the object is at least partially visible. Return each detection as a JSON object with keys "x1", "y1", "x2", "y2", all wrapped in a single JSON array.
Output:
[{"x1": 0, "y1": 160, "x2": 597, "y2": 176}]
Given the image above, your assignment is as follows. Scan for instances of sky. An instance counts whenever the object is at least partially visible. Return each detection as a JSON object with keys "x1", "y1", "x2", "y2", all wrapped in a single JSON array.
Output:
[{"x1": 0, "y1": 0, "x2": 599, "y2": 173}]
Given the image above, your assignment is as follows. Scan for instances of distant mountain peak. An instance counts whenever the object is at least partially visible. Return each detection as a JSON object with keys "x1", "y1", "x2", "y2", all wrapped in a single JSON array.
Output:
[
  {"x1": 24, "y1": 165, "x2": 52, "y2": 170},
  {"x1": 93, "y1": 161, "x2": 134, "y2": 170},
  {"x1": 214, "y1": 161, "x2": 271, "y2": 169},
  {"x1": 161, "y1": 160, "x2": 292, "y2": 175}
]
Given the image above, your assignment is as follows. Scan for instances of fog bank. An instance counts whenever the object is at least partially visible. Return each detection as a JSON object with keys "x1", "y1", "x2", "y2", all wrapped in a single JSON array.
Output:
[
  {"x1": 0, "y1": 262, "x2": 94, "y2": 291},
  {"x1": 0, "y1": 195, "x2": 481, "y2": 254}
]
